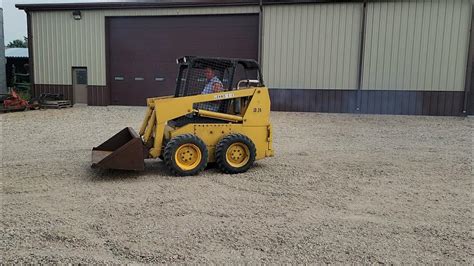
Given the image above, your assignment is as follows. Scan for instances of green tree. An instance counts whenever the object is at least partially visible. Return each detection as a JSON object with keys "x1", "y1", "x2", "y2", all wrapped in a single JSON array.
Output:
[{"x1": 7, "y1": 37, "x2": 28, "y2": 48}]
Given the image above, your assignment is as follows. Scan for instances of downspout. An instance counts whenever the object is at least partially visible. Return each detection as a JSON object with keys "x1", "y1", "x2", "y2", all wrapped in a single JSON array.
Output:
[
  {"x1": 356, "y1": 0, "x2": 368, "y2": 113},
  {"x1": 462, "y1": 3, "x2": 473, "y2": 115},
  {"x1": 258, "y1": 0, "x2": 263, "y2": 64}
]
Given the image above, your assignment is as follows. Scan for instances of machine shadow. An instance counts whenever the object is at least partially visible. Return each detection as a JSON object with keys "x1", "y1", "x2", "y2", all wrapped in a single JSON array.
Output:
[{"x1": 87, "y1": 159, "x2": 170, "y2": 181}]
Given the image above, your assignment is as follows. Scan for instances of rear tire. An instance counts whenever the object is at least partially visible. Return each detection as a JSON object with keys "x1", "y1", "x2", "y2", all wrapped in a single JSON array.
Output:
[
  {"x1": 216, "y1": 134, "x2": 256, "y2": 174},
  {"x1": 163, "y1": 134, "x2": 208, "y2": 176}
]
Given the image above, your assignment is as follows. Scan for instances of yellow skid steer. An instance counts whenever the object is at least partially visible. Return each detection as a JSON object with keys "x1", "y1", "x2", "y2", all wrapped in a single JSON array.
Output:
[{"x1": 92, "y1": 56, "x2": 273, "y2": 176}]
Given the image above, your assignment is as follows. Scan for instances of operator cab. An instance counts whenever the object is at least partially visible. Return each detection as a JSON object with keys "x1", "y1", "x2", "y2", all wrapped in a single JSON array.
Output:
[
  {"x1": 171, "y1": 56, "x2": 265, "y2": 127},
  {"x1": 175, "y1": 56, "x2": 265, "y2": 98}
]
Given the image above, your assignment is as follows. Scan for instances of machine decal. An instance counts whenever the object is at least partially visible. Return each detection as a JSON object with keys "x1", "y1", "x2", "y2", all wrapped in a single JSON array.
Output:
[{"x1": 214, "y1": 93, "x2": 235, "y2": 100}]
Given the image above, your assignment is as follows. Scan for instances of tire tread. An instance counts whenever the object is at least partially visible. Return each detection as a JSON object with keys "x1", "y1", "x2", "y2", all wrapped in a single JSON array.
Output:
[
  {"x1": 163, "y1": 134, "x2": 208, "y2": 176},
  {"x1": 215, "y1": 134, "x2": 256, "y2": 174}
]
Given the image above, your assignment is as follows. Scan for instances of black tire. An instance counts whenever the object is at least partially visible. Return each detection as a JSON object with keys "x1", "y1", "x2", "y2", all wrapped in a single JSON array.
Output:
[
  {"x1": 163, "y1": 134, "x2": 208, "y2": 176},
  {"x1": 215, "y1": 134, "x2": 256, "y2": 174}
]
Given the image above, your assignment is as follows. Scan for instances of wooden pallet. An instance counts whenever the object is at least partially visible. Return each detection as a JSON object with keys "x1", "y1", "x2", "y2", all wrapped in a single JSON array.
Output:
[{"x1": 40, "y1": 100, "x2": 72, "y2": 109}]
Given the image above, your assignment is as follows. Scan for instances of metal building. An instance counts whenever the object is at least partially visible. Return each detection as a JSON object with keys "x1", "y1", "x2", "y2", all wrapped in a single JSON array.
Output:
[{"x1": 17, "y1": 0, "x2": 474, "y2": 115}]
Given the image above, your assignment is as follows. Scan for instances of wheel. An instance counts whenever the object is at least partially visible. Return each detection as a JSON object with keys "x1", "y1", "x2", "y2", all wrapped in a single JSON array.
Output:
[
  {"x1": 163, "y1": 134, "x2": 208, "y2": 176},
  {"x1": 215, "y1": 134, "x2": 256, "y2": 174}
]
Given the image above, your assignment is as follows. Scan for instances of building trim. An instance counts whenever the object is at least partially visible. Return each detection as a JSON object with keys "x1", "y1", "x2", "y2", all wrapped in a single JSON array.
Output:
[
  {"x1": 464, "y1": 3, "x2": 474, "y2": 115},
  {"x1": 16, "y1": 1, "x2": 259, "y2": 11},
  {"x1": 34, "y1": 84, "x2": 108, "y2": 106},
  {"x1": 269, "y1": 88, "x2": 465, "y2": 116},
  {"x1": 34, "y1": 84, "x2": 73, "y2": 101},
  {"x1": 105, "y1": 17, "x2": 112, "y2": 106},
  {"x1": 16, "y1": 0, "x2": 375, "y2": 11},
  {"x1": 258, "y1": 0, "x2": 263, "y2": 64},
  {"x1": 270, "y1": 89, "x2": 357, "y2": 113},
  {"x1": 88, "y1": 85, "x2": 109, "y2": 106},
  {"x1": 26, "y1": 12, "x2": 34, "y2": 90},
  {"x1": 355, "y1": 0, "x2": 367, "y2": 112}
]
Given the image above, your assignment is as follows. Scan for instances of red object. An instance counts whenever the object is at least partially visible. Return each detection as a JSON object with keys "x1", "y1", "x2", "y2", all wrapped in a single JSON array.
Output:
[{"x1": 1, "y1": 89, "x2": 30, "y2": 112}]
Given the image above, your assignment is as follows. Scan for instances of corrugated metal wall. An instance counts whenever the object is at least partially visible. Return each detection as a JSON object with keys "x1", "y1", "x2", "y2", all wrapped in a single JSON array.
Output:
[
  {"x1": 31, "y1": 1, "x2": 471, "y2": 91},
  {"x1": 32, "y1": 11, "x2": 104, "y2": 86},
  {"x1": 362, "y1": 0, "x2": 472, "y2": 91},
  {"x1": 30, "y1": 6, "x2": 259, "y2": 86},
  {"x1": 262, "y1": 3, "x2": 363, "y2": 90}
]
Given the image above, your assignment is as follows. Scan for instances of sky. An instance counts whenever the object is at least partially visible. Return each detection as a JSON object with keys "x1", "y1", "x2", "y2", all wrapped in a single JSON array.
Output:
[{"x1": 2, "y1": 0, "x2": 123, "y2": 45}]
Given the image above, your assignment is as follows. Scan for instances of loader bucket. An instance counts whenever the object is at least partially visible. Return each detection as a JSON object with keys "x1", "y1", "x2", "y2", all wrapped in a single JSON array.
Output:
[{"x1": 91, "y1": 127, "x2": 147, "y2": 171}]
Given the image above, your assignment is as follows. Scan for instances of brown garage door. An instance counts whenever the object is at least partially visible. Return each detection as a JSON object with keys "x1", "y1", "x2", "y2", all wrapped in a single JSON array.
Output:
[{"x1": 107, "y1": 14, "x2": 259, "y2": 106}]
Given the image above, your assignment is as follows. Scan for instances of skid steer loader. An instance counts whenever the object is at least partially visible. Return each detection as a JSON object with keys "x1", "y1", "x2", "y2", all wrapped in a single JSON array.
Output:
[{"x1": 92, "y1": 56, "x2": 273, "y2": 176}]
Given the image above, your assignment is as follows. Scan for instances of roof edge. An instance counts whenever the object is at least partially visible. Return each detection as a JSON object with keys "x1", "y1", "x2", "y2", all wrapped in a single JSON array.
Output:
[
  {"x1": 16, "y1": 0, "x2": 359, "y2": 11},
  {"x1": 16, "y1": 1, "x2": 260, "y2": 11}
]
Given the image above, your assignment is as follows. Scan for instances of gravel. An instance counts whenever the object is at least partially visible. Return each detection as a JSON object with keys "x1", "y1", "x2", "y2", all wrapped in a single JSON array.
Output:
[{"x1": 1, "y1": 106, "x2": 473, "y2": 263}]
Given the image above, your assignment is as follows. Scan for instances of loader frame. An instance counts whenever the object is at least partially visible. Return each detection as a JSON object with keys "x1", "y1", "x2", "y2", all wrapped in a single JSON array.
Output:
[{"x1": 139, "y1": 87, "x2": 274, "y2": 161}]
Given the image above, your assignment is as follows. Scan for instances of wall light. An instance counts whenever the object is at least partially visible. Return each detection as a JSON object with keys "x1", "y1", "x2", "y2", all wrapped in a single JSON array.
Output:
[{"x1": 72, "y1": 10, "x2": 82, "y2": 20}]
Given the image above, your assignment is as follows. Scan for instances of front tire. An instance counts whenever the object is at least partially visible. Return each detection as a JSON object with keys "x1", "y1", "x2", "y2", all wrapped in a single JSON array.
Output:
[
  {"x1": 163, "y1": 134, "x2": 208, "y2": 176},
  {"x1": 215, "y1": 134, "x2": 256, "y2": 174}
]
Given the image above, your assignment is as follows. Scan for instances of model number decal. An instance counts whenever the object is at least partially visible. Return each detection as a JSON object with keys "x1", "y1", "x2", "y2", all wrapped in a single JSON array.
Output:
[{"x1": 214, "y1": 93, "x2": 235, "y2": 100}]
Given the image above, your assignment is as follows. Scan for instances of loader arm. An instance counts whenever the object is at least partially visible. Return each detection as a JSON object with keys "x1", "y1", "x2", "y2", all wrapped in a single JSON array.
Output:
[{"x1": 141, "y1": 88, "x2": 257, "y2": 158}]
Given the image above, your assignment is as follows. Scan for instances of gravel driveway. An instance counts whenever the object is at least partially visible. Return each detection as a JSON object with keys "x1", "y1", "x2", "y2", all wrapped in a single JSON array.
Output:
[{"x1": 1, "y1": 107, "x2": 472, "y2": 263}]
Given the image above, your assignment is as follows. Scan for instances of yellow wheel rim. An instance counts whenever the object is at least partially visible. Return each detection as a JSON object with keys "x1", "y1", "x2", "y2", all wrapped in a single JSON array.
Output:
[
  {"x1": 175, "y1": 143, "x2": 202, "y2": 171},
  {"x1": 225, "y1": 142, "x2": 250, "y2": 168}
]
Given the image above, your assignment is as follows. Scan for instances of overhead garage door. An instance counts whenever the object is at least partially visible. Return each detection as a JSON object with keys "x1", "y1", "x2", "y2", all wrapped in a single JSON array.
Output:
[{"x1": 108, "y1": 14, "x2": 259, "y2": 106}]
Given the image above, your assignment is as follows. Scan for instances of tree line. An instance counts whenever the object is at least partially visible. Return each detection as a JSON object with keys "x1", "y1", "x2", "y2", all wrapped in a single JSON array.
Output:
[{"x1": 7, "y1": 37, "x2": 28, "y2": 48}]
